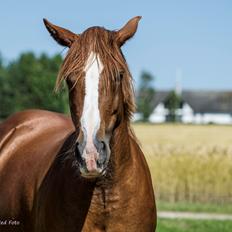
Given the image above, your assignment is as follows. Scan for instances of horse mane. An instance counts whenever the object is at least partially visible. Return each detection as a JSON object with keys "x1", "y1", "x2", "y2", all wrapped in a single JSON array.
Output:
[{"x1": 56, "y1": 26, "x2": 135, "y2": 120}]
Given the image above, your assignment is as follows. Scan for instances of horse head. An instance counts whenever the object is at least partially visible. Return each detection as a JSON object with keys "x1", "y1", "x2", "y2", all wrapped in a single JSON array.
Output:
[{"x1": 43, "y1": 17, "x2": 141, "y2": 179}]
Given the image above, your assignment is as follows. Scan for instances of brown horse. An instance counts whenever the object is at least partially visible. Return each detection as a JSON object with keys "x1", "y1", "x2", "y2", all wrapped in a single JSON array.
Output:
[{"x1": 0, "y1": 17, "x2": 156, "y2": 231}]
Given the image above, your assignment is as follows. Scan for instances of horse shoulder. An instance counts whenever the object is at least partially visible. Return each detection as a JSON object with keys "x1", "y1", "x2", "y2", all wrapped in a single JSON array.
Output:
[
  {"x1": 128, "y1": 132, "x2": 157, "y2": 230},
  {"x1": 0, "y1": 110, "x2": 74, "y2": 217}
]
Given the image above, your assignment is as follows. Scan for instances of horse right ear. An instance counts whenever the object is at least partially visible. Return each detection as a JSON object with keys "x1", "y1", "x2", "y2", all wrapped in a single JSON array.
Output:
[
  {"x1": 43, "y1": 19, "x2": 79, "y2": 47},
  {"x1": 116, "y1": 16, "x2": 142, "y2": 46}
]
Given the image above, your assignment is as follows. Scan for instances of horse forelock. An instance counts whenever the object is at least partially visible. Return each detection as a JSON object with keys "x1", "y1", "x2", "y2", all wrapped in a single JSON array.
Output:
[{"x1": 56, "y1": 26, "x2": 135, "y2": 120}]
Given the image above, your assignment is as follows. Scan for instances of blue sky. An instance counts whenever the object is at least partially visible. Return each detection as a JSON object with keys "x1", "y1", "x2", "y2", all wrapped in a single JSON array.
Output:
[{"x1": 0, "y1": 0, "x2": 231, "y2": 90}]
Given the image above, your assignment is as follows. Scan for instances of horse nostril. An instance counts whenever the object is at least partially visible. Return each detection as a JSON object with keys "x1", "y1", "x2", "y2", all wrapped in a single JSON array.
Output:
[
  {"x1": 100, "y1": 141, "x2": 104, "y2": 150},
  {"x1": 98, "y1": 141, "x2": 106, "y2": 152},
  {"x1": 75, "y1": 143, "x2": 84, "y2": 166}
]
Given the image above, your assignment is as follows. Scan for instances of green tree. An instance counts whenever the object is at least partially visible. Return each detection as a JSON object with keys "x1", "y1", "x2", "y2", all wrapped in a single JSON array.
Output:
[
  {"x1": 0, "y1": 55, "x2": 11, "y2": 119},
  {"x1": 136, "y1": 71, "x2": 155, "y2": 121},
  {"x1": 164, "y1": 90, "x2": 182, "y2": 122},
  {"x1": 0, "y1": 52, "x2": 69, "y2": 119}
]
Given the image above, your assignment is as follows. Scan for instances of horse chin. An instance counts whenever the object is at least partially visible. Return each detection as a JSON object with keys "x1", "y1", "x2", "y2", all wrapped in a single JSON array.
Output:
[{"x1": 79, "y1": 167, "x2": 106, "y2": 179}]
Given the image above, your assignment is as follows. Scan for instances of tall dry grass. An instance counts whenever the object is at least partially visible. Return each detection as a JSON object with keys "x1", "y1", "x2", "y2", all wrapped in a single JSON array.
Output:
[{"x1": 133, "y1": 124, "x2": 232, "y2": 204}]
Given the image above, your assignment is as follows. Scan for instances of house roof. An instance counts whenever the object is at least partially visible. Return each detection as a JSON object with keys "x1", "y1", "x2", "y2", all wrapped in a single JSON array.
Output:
[
  {"x1": 151, "y1": 91, "x2": 169, "y2": 109},
  {"x1": 153, "y1": 90, "x2": 232, "y2": 114}
]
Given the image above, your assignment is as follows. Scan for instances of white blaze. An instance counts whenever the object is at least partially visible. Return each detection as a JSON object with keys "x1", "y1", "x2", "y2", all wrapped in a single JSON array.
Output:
[{"x1": 81, "y1": 52, "x2": 103, "y2": 171}]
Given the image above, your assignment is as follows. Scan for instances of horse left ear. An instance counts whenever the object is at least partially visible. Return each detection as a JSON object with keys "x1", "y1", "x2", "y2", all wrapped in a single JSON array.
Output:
[
  {"x1": 116, "y1": 16, "x2": 142, "y2": 46},
  {"x1": 43, "y1": 19, "x2": 79, "y2": 47}
]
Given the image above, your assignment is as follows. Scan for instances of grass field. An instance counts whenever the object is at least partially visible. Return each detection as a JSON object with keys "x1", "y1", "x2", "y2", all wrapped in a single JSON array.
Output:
[
  {"x1": 133, "y1": 124, "x2": 232, "y2": 213},
  {"x1": 157, "y1": 219, "x2": 232, "y2": 232}
]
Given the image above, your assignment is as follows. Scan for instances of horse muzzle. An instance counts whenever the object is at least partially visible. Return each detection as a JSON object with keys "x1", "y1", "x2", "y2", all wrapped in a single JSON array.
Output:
[{"x1": 75, "y1": 138, "x2": 110, "y2": 179}]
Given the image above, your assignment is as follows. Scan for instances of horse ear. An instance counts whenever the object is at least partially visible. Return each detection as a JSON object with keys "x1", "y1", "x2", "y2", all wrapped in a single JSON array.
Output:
[
  {"x1": 43, "y1": 19, "x2": 79, "y2": 47},
  {"x1": 116, "y1": 16, "x2": 142, "y2": 46}
]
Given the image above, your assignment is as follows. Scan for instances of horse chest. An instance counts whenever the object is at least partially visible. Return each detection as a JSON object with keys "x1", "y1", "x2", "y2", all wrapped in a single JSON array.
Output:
[
  {"x1": 89, "y1": 187, "x2": 121, "y2": 216},
  {"x1": 81, "y1": 186, "x2": 124, "y2": 230},
  {"x1": 82, "y1": 183, "x2": 147, "y2": 232}
]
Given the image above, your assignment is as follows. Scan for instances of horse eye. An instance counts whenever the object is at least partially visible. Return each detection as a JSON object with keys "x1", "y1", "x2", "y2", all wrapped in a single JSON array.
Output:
[
  {"x1": 66, "y1": 75, "x2": 76, "y2": 84},
  {"x1": 111, "y1": 109, "x2": 118, "y2": 115},
  {"x1": 119, "y1": 72, "x2": 124, "y2": 80}
]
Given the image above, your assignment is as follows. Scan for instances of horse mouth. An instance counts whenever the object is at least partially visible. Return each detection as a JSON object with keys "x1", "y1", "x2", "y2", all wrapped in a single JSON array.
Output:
[
  {"x1": 80, "y1": 168, "x2": 106, "y2": 179},
  {"x1": 75, "y1": 145, "x2": 108, "y2": 179},
  {"x1": 78, "y1": 163, "x2": 107, "y2": 179}
]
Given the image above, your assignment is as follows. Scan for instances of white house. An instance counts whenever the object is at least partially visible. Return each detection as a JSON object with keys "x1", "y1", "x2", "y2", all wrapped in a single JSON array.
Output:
[
  {"x1": 148, "y1": 90, "x2": 232, "y2": 124},
  {"x1": 149, "y1": 103, "x2": 168, "y2": 123}
]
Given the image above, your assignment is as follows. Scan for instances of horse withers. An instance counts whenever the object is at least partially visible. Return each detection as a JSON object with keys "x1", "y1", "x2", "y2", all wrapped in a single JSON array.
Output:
[{"x1": 0, "y1": 17, "x2": 156, "y2": 231}]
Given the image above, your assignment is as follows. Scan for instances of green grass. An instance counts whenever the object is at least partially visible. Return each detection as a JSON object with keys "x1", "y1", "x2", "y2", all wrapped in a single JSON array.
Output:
[
  {"x1": 157, "y1": 201, "x2": 232, "y2": 214},
  {"x1": 157, "y1": 219, "x2": 232, "y2": 232}
]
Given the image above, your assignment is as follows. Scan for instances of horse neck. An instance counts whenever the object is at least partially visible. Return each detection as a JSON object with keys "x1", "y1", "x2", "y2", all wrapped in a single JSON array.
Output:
[{"x1": 107, "y1": 120, "x2": 133, "y2": 178}]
